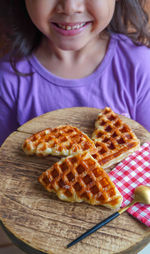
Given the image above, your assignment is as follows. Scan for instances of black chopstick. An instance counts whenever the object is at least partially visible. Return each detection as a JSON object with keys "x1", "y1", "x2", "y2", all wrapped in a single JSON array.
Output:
[{"x1": 66, "y1": 211, "x2": 120, "y2": 248}]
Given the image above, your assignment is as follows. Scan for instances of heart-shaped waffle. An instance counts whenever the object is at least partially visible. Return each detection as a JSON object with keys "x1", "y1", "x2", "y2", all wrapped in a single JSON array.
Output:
[
  {"x1": 23, "y1": 125, "x2": 97, "y2": 157},
  {"x1": 92, "y1": 107, "x2": 140, "y2": 169},
  {"x1": 38, "y1": 151, "x2": 123, "y2": 209}
]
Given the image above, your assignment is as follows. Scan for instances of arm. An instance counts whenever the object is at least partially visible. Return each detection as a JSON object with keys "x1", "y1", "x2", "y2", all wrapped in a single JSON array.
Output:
[
  {"x1": 0, "y1": 70, "x2": 19, "y2": 146},
  {"x1": 0, "y1": 97, "x2": 19, "y2": 146},
  {"x1": 135, "y1": 60, "x2": 150, "y2": 132},
  {"x1": 136, "y1": 84, "x2": 150, "y2": 132}
]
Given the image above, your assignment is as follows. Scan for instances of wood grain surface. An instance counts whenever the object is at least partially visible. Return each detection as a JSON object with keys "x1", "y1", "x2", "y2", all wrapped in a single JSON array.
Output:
[{"x1": 0, "y1": 107, "x2": 150, "y2": 254}]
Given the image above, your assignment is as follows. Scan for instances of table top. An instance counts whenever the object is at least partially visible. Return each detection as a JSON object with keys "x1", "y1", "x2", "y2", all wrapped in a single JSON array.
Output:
[{"x1": 0, "y1": 107, "x2": 150, "y2": 254}]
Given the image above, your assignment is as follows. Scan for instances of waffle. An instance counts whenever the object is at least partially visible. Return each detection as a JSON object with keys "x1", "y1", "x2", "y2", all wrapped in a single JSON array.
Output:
[
  {"x1": 92, "y1": 107, "x2": 140, "y2": 169},
  {"x1": 22, "y1": 125, "x2": 97, "y2": 157},
  {"x1": 38, "y1": 151, "x2": 123, "y2": 209}
]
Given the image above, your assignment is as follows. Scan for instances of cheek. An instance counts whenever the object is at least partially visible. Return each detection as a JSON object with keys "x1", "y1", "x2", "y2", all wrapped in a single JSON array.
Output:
[
  {"x1": 25, "y1": 1, "x2": 53, "y2": 33},
  {"x1": 88, "y1": 0, "x2": 116, "y2": 30}
]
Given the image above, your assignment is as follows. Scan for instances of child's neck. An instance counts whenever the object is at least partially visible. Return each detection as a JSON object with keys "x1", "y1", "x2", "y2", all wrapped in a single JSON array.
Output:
[{"x1": 35, "y1": 34, "x2": 109, "y2": 79}]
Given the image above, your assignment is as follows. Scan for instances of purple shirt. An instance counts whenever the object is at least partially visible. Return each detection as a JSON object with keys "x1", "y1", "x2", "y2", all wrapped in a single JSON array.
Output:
[{"x1": 0, "y1": 33, "x2": 150, "y2": 145}]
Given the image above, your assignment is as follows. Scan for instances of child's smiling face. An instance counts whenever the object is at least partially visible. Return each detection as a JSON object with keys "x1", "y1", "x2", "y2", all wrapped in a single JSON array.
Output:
[{"x1": 25, "y1": 0, "x2": 117, "y2": 51}]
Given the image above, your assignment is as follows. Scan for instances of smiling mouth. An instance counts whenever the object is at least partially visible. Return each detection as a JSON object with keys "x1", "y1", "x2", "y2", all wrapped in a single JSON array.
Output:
[{"x1": 52, "y1": 22, "x2": 90, "y2": 31}]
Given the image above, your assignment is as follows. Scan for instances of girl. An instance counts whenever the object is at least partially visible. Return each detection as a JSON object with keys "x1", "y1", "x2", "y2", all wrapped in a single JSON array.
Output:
[{"x1": 0, "y1": 0, "x2": 150, "y2": 147}]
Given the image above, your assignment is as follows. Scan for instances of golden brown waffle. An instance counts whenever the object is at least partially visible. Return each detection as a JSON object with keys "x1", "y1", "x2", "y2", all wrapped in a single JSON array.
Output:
[
  {"x1": 23, "y1": 125, "x2": 97, "y2": 157},
  {"x1": 38, "y1": 151, "x2": 123, "y2": 209},
  {"x1": 92, "y1": 107, "x2": 140, "y2": 169}
]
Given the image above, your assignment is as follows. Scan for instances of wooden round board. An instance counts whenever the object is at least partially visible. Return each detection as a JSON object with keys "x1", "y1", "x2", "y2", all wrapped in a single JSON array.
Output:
[{"x1": 0, "y1": 107, "x2": 150, "y2": 254}]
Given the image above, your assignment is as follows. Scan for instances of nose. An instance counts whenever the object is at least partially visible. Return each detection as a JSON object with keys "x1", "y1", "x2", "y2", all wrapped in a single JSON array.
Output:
[{"x1": 56, "y1": 0, "x2": 84, "y2": 15}]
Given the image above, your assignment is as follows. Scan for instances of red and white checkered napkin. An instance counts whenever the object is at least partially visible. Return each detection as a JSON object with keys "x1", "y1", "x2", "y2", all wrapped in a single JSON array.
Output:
[{"x1": 109, "y1": 143, "x2": 150, "y2": 227}]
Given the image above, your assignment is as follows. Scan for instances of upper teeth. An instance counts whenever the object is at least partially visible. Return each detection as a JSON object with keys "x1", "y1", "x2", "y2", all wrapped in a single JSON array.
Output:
[{"x1": 58, "y1": 23, "x2": 86, "y2": 30}]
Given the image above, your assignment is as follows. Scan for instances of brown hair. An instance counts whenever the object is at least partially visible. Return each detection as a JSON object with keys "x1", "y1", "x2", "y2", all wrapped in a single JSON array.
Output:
[{"x1": 109, "y1": 0, "x2": 150, "y2": 47}]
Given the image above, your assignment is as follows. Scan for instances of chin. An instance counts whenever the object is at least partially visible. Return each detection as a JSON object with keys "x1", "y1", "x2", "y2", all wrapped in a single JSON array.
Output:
[
  {"x1": 56, "y1": 41, "x2": 86, "y2": 51},
  {"x1": 58, "y1": 46, "x2": 81, "y2": 51}
]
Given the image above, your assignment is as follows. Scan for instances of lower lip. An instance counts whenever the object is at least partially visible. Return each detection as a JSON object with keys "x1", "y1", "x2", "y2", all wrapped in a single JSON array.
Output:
[{"x1": 51, "y1": 22, "x2": 90, "y2": 36}]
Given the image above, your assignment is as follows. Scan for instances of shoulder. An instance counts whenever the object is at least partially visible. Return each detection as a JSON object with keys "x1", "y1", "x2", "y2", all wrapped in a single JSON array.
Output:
[
  {"x1": 111, "y1": 33, "x2": 150, "y2": 68},
  {"x1": 0, "y1": 54, "x2": 33, "y2": 99},
  {"x1": 0, "y1": 54, "x2": 13, "y2": 73},
  {"x1": 0, "y1": 54, "x2": 33, "y2": 79}
]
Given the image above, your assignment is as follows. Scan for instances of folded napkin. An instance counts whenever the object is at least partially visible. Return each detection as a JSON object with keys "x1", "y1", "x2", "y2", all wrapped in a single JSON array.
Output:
[{"x1": 109, "y1": 143, "x2": 150, "y2": 227}]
